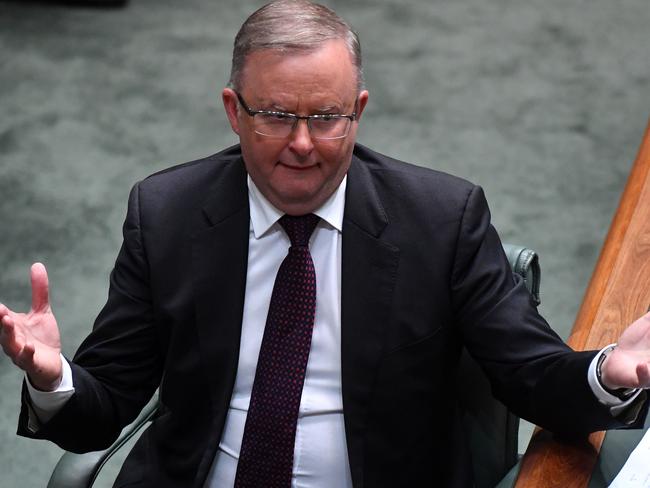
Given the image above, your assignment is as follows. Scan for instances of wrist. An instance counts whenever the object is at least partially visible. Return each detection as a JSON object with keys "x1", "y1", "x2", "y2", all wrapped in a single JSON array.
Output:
[
  {"x1": 27, "y1": 374, "x2": 63, "y2": 392},
  {"x1": 597, "y1": 344, "x2": 637, "y2": 399},
  {"x1": 27, "y1": 357, "x2": 63, "y2": 392}
]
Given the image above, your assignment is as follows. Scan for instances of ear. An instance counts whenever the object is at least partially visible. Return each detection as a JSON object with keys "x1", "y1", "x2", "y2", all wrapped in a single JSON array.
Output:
[
  {"x1": 354, "y1": 90, "x2": 369, "y2": 121},
  {"x1": 222, "y1": 88, "x2": 240, "y2": 135}
]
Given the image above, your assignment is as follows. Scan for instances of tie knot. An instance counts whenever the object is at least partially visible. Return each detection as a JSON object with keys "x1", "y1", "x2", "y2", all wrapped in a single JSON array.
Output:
[{"x1": 279, "y1": 214, "x2": 320, "y2": 247}]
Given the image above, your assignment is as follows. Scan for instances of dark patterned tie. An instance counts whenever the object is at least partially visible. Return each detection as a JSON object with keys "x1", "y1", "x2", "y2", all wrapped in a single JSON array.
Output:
[{"x1": 234, "y1": 213, "x2": 320, "y2": 488}]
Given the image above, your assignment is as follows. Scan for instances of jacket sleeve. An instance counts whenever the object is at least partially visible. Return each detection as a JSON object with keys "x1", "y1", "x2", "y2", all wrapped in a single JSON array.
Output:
[
  {"x1": 450, "y1": 185, "x2": 647, "y2": 434},
  {"x1": 17, "y1": 182, "x2": 164, "y2": 453}
]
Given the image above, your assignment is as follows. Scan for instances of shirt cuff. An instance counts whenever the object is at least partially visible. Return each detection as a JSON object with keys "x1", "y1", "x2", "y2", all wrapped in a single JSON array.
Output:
[
  {"x1": 587, "y1": 343, "x2": 643, "y2": 416},
  {"x1": 25, "y1": 354, "x2": 75, "y2": 428}
]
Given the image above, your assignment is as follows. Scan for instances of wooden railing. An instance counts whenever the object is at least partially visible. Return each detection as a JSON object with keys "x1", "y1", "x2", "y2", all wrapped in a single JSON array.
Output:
[{"x1": 514, "y1": 120, "x2": 650, "y2": 488}]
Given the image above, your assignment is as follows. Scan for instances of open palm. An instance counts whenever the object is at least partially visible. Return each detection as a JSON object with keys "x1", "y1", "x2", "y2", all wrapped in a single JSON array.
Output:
[{"x1": 0, "y1": 263, "x2": 62, "y2": 391}]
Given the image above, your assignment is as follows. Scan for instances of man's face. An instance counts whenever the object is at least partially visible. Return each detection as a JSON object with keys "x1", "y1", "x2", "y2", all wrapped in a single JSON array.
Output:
[{"x1": 223, "y1": 39, "x2": 369, "y2": 215}]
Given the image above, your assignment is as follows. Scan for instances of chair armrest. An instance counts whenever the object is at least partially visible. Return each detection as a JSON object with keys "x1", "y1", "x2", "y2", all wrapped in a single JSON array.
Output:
[
  {"x1": 494, "y1": 461, "x2": 520, "y2": 488},
  {"x1": 47, "y1": 394, "x2": 159, "y2": 488},
  {"x1": 502, "y1": 244, "x2": 541, "y2": 306}
]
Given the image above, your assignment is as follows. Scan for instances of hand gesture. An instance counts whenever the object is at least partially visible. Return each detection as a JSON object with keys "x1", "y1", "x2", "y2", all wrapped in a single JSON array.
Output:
[
  {"x1": 0, "y1": 263, "x2": 62, "y2": 391},
  {"x1": 600, "y1": 312, "x2": 650, "y2": 390}
]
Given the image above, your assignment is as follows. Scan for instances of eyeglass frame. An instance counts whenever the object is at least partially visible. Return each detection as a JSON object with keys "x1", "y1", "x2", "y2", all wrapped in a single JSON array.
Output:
[{"x1": 234, "y1": 91, "x2": 358, "y2": 140}]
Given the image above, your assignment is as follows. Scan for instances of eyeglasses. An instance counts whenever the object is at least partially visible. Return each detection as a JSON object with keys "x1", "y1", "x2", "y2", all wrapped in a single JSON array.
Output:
[{"x1": 235, "y1": 91, "x2": 357, "y2": 140}]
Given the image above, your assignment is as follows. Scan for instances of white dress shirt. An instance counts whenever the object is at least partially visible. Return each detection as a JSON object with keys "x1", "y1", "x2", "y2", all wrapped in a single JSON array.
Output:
[
  {"x1": 204, "y1": 176, "x2": 352, "y2": 487},
  {"x1": 25, "y1": 174, "x2": 636, "y2": 485}
]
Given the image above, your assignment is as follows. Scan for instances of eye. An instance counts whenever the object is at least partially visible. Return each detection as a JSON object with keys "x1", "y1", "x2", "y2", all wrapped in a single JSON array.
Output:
[
  {"x1": 274, "y1": 113, "x2": 292, "y2": 120},
  {"x1": 261, "y1": 113, "x2": 294, "y2": 124}
]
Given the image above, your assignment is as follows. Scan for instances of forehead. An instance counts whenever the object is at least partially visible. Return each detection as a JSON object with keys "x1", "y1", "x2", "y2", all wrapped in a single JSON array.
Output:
[{"x1": 239, "y1": 39, "x2": 358, "y2": 107}]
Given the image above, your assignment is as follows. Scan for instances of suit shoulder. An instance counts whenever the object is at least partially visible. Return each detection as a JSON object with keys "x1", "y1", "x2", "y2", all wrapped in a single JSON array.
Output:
[
  {"x1": 137, "y1": 144, "x2": 242, "y2": 193},
  {"x1": 127, "y1": 144, "x2": 245, "y2": 220},
  {"x1": 352, "y1": 143, "x2": 477, "y2": 204}
]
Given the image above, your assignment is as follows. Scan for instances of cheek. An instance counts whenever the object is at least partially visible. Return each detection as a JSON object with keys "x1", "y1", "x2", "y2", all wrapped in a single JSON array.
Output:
[
  {"x1": 242, "y1": 140, "x2": 285, "y2": 174},
  {"x1": 320, "y1": 141, "x2": 354, "y2": 173}
]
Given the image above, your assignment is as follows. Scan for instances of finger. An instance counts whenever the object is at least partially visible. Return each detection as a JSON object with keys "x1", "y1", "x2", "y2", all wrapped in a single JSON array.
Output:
[
  {"x1": 30, "y1": 262, "x2": 50, "y2": 313},
  {"x1": 0, "y1": 309, "x2": 10, "y2": 328},
  {"x1": 0, "y1": 313, "x2": 15, "y2": 337},
  {"x1": 637, "y1": 362, "x2": 650, "y2": 388},
  {"x1": 13, "y1": 342, "x2": 35, "y2": 370},
  {"x1": 0, "y1": 305, "x2": 13, "y2": 336},
  {"x1": 0, "y1": 316, "x2": 22, "y2": 358}
]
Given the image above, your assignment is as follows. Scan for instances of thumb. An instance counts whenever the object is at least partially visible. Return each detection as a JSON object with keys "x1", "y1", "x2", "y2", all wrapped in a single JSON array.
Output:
[{"x1": 30, "y1": 262, "x2": 51, "y2": 313}]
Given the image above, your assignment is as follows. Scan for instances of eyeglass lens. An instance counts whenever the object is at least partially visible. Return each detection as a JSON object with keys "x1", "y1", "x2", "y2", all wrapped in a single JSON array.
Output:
[{"x1": 254, "y1": 114, "x2": 351, "y2": 140}]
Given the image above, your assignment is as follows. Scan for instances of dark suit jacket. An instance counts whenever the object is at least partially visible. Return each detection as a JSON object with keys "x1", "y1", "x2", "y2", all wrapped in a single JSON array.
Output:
[{"x1": 19, "y1": 144, "x2": 639, "y2": 487}]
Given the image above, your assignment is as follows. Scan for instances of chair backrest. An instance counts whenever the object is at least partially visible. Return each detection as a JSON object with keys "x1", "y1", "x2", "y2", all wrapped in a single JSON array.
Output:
[{"x1": 456, "y1": 244, "x2": 541, "y2": 488}]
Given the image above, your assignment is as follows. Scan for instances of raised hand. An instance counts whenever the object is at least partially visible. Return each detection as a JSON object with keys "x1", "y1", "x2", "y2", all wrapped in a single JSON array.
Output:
[
  {"x1": 600, "y1": 312, "x2": 650, "y2": 390},
  {"x1": 0, "y1": 263, "x2": 62, "y2": 391}
]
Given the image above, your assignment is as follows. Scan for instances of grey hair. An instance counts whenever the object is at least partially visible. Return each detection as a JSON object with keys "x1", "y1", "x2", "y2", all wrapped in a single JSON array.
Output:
[{"x1": 228, "y1": 0, "x2": 365, "y2": 92}]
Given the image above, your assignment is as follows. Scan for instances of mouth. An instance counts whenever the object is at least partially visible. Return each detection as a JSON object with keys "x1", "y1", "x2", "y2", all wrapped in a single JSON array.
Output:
[{"x1": 278, "y1": 162, "x2": 318, "y2": 171}]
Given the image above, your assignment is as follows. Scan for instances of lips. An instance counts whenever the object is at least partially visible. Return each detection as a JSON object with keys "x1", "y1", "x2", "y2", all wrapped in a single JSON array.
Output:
[{"x1": 278, "y1": 162, "x2": 318, "y2": 171}]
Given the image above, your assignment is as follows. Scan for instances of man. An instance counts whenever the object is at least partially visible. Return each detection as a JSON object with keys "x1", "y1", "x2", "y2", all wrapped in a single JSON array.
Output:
[{"x1": 2, "y1": 1, "x2": 650, "y2": 487}]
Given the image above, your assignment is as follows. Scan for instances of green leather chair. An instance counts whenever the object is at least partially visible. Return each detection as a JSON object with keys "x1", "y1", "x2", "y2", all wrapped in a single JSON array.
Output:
[
  {"x1": 47, "y1": 244, "x2": 541, "y2": 488},
  {"x1": 456, "y1": 244, "x2": 540, "y2": 488}
]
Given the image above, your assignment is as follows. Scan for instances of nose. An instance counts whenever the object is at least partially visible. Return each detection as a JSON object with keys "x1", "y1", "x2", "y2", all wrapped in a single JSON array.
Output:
[{"x1": 288, "y1": 119, "x2": 314, "y2": 157}]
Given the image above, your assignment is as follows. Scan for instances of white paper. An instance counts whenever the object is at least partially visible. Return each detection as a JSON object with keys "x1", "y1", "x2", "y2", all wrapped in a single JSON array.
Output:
[{"x1": 609, "y1": 429, "x2": 650, "y2": 487}]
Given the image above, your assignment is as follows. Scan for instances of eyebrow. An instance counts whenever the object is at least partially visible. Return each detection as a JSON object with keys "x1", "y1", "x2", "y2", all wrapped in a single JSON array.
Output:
[
  {"x1": 267, "y1": 102, "x2": 289, "y2": 112},
  {"x1": 264, "y1": 103, "x2": 343, "y2": 114},
  {"x1": 314, "y1": 105, "x2": 340, "y2": 113},
  {"x1": 254, "y1": 97, "x2": 344, "y2": 114}
]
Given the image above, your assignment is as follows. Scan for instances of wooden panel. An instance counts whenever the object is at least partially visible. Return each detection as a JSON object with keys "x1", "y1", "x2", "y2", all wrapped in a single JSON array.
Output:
[
  {"x1": 514, "y1": 120, "x2": 650, "y2": 488},
  {"x1": 569, "y1": 121, "x2": 650, "y2": 351}
]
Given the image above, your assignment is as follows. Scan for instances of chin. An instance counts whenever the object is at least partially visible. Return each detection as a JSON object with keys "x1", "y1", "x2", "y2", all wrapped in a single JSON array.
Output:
[{"x1": 273, "y1": 190, "x2": 324, "y2": 215}]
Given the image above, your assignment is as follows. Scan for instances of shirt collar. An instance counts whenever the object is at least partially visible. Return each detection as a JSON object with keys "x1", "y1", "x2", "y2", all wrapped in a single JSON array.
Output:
[{"x1": 247, "y1": 175, "x2": 347, "y2": 238}]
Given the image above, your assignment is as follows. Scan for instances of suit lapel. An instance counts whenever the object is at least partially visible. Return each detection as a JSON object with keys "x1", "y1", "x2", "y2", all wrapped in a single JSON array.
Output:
[
  {"x1": 190, "y1": 159, "x2": 250, "y2": 482},
  {"x1": 341, "y1": 156, "x2": 400, "y2": 487},
  {"x1": 189, "y1": 152, "x2": 400, "y2": 485}
]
